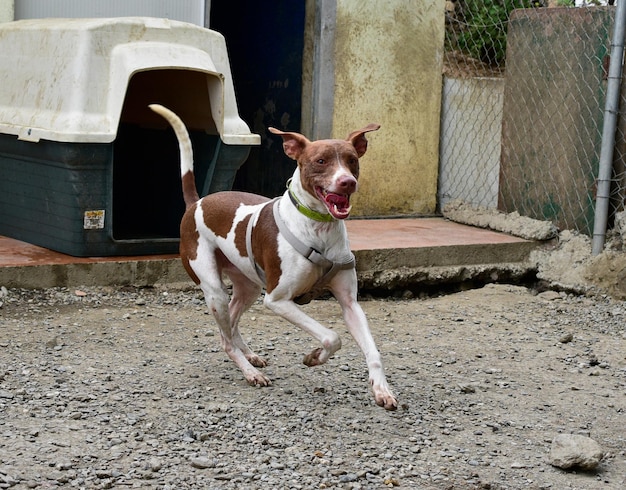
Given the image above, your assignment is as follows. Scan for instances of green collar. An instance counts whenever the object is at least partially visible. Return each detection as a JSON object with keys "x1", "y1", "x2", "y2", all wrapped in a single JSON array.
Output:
[{"x1": 287, "y1": 181, "x2": 334, "y2": 222}]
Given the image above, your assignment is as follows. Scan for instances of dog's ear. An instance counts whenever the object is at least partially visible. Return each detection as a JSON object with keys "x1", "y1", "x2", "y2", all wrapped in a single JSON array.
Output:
[
  {"x1": 346, "y1": 123, "x2": 380, "y2": 157},
  {"x1": 269, "y1": 127, "x2": 310, "y2": 161}
]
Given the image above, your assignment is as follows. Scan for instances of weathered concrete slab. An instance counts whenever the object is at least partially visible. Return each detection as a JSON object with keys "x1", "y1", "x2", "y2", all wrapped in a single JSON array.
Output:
[
  {"x1": 0, "y1": 218, "x2": 549, "y2": 291},
  {"x1": 0, "y1": 259, "x2": 190, "y2": 290}
]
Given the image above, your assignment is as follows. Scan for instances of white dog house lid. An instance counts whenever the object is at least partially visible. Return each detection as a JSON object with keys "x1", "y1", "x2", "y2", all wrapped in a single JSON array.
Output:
[{"x1": 0, "y1": 17, "x2": 260, "y2": 145}]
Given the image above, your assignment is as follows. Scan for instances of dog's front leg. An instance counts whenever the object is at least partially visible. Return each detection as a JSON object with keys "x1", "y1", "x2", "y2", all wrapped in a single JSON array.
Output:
[
  {"x1": 263, "y1": 295, "x2": 342, "y2": 366},
  {"x1": 331, "y1": 273, "x2": 398, "y2": 411}
]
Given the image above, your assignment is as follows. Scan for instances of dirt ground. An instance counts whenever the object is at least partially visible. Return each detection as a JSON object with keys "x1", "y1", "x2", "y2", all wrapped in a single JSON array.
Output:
[{"x1": 1, "y1": 283, "x2": 625, "y2": 489}]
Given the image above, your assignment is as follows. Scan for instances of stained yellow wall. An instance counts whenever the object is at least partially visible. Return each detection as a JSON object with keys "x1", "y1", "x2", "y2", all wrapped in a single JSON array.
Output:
[
  {"x1": 0, "y1": 0, "x2": 13, "y2": 22},
  {"x1": 332, "y1": 0, "x2": 444, "y2": 216}
]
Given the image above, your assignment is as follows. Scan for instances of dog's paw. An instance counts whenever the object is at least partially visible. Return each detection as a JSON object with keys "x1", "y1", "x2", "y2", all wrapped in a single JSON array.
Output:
[
  {"x1": 245, "y1": 371, "x2": 272, "y2": 387},
  {"x1": 247, "y1": 354, "x2": 268, "y2": 368},
  {"x1": 302, "y1": 347, "x2": 324, "y2": 367},
  {"x1": 373, "y1": 387, "x2": 398, "y2": 411}
]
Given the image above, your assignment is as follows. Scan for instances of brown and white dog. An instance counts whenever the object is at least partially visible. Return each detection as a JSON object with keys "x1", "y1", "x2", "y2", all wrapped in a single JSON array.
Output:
[{"x1": 149, "y1": 104, "x2": 397, "y2": 410}]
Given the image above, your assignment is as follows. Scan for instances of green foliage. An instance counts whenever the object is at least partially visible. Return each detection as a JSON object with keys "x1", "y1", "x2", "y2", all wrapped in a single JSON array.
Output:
[{"x1": 455, "y1": 1, "x2": 541, "y2": 66}]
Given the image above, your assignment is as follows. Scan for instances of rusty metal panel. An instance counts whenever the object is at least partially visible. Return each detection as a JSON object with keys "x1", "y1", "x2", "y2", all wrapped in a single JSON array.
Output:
[{"x1": 499, "y1": 7, "x2": 614, "y2": 235}]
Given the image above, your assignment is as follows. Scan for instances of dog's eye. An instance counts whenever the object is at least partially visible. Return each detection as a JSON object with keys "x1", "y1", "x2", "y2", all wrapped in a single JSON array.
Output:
[
  {"x1": 349, "y1": 158, "x2": 358, "y2": 166},
  {"x1": 316, "y1": 159, "x2": 325, "y2": 165}
]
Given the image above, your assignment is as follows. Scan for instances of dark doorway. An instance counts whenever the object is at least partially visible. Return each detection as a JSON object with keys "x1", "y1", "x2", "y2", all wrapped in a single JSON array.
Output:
[{"x1": 210, "y1": 1, "x2": 306, "y2": 198}]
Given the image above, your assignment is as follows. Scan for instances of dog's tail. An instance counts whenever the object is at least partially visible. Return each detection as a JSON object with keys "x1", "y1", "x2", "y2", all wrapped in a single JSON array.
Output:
[{"x1": 149, "y1": 104, "x2": 200, "y2": 208}]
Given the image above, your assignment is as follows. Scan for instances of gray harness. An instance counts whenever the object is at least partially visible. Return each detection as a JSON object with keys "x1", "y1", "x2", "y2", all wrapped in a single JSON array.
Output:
[{"x1": 245, "y1": 197, "x2": 355, "y2": 305}]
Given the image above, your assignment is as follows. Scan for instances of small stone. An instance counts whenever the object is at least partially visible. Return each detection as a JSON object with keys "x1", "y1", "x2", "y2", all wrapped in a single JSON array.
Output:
[
  {"x1": 190, "y1": 456, "x2": 215, "y2": 469},
  {"x1": 149, "y1": 458, "x2": 162, "y2": 472},
  {"x1": 458, "y1": 382, "x2": 476, "y2": 393},
  {"x1": 0, "y1": 474, "x2": 18, "y2": 487},
  {"x1": 484, "y1": 367, "x2": 501, "y2": 375},
  {"x1": 539, "y1": 290, "x2": 561, "y2": 301},
  {"x1": 559, "y1": 332, "x2": 574, "y2": 343},
  {"x1": 339, "y1": 473, "x2": 358, "y2": 483},
  {"x1": 46, "y1": 337, "x2": 61, "y2": 349},
  {"x1": 549, "y1": 434, "x2": 604, "y2": 470},
  {"x1": 214, "y1": 474, "x2": 234, "y2": 481},
  {"x1": 383, "y1": 477, "x2": 400, "y2": 486}
]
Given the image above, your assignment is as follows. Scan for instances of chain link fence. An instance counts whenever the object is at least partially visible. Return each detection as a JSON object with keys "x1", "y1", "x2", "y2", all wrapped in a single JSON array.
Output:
[{"x1": 440, "y1": 1, "x2": 625, "y2": 238}]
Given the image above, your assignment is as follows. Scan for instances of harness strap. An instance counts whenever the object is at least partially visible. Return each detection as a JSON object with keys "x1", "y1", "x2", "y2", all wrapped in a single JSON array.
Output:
[
  {"x1": 273, "y1": 199, "x2": 333, "y2": 269},
  {"x1": 244, "y1": 196, "x2": 356, "y2": 304},
  {"x1": 245, "y1": 199, "x2": 276, "y2": 284},
  {"x1": 272, "y1": 199, "x2": 355, "y2": 304}
]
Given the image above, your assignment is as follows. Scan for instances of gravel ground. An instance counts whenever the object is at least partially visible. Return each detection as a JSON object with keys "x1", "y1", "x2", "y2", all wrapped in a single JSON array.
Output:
[{"x1": 1, "y1": 283, "x2": 625, "y2": 489}]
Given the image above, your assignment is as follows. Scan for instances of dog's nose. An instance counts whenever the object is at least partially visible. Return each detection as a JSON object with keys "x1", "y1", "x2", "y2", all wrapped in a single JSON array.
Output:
[{"x1": 337, "y1": 175, "x2": 357, "y2": 194}]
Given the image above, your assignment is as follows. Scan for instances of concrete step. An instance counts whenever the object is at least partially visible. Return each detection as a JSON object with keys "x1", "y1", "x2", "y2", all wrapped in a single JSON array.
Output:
[{"x1": 0, "y1": 217, "x2": 546, "y2": 290}]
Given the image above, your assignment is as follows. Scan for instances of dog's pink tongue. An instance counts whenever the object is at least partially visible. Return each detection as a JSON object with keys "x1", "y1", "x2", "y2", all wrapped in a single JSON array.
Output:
[{"x1": 325, "y1": 193, "x2": 352, "y2": 219}]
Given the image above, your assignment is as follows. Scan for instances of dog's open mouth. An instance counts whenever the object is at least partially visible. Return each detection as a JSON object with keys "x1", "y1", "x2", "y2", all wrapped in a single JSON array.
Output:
[{"x1": 316, "y1": 187, "x2": 352, "y2": 219}]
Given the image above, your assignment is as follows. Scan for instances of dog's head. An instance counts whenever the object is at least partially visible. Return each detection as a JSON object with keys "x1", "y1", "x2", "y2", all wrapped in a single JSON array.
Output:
[{"x1": 269, "y1": 124, "x2": 380, "y2": 219}]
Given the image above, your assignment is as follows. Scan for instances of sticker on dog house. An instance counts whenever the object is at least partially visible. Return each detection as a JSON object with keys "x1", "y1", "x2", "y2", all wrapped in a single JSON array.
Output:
[{"x1": 84, "y1": 210, "x2": 105, "y2": 230}]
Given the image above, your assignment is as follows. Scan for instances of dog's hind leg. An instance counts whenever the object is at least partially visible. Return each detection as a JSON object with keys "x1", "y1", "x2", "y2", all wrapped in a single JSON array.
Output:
[
  {"x1": 192, "y1": 256, "x2": 271, "y2": 387},
  {"x1": 225, "y1": 268, "x2": 266, "y2": 368}
]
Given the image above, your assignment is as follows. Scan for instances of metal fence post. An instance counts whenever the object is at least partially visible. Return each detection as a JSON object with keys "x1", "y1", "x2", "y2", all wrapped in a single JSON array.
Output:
[{"x1": 592, "y1": 0, "x2": 626, "y2": 255}]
